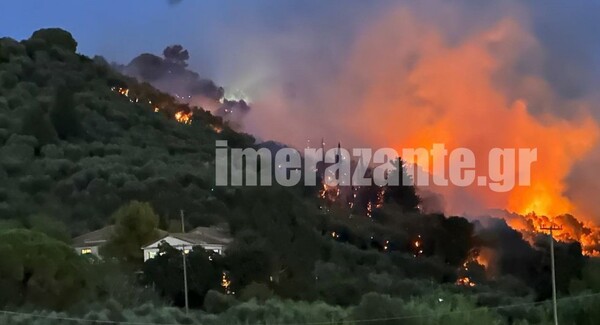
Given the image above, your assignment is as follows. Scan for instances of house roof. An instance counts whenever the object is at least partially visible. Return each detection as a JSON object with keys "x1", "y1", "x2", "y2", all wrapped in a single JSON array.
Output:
[
  {"x1": 72, "y1": 225, "x2": 114, "y2": 248},
  {"x1": 189, "y1": 226, "x2": 232, "y2": 244},
  {"x1": 72, "y1": 226, "x2": 168, "y2": 248},
  {"x1": 142, "y1": 226, "x2": 232, "y2": 249}
]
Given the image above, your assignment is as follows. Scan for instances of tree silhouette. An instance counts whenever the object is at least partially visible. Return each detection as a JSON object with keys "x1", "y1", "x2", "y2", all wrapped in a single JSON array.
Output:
[
  {"x1": 384, "y1": 158, "x2": 420, "y2": 211},
  {"x1": 30, "y1": 28, "x2": 78, "y2": 52},
  {"x1": 0, "y1": 229, "x2": 88, "y2": 309},
  {"x1": 102, "y1": 201, "x2": 161, "y2": 265},
  {"x1": 163, "y1": 45, "x2": 189, "y2": 67}
]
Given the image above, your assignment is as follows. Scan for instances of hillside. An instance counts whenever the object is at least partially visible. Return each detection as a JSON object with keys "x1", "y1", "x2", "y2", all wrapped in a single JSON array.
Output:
[
  {"x1": 0, "y1": 29, "x2": 255, "y2": 234},
  {"x1": 1, "y1": 28, "x2": 599, "y2": 324}
]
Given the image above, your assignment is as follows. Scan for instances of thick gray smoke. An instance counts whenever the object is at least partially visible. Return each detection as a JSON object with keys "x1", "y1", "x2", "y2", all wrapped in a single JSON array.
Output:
[{"x1": 118, "y1": 0, "x2": 600, "y2": 223}]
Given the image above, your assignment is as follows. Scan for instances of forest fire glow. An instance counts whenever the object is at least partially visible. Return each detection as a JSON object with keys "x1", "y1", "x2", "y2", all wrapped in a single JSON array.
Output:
[
  {"x1": 211, "y1": 125, "x2": 223, "y2": 133},
  {"x1": 174, "y1": 111, "x2": 193, "y2": 124},
  {"x1": 412, "y1": 235, "x2": 424, "y2": 257},
  {"x1": 110, "y1": 12, "x2": 600, "y2": 258},
  {"x1": 221, "y1": 272, "x2": 232, "y2": 295},
  {"x1": 504, "y1": 212, "x2": 600, "y2": 256},
  {"x1": 475, "y1": 250, "x2": 491, "y2": 270},
  {"x1": 319, "y1": 10, "x2": 600, "y2": 255},
  {"x1": 456, "y1": 277, "x2": 476, "y2": 287},
  {"x1": 112, "y1": 86, "x2": 197, "y2": 126}
]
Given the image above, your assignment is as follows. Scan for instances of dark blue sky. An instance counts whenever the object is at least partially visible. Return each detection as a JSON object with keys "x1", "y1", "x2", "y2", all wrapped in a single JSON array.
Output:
[
  {"x1": 1, "y1": 1, "x2": 236, "y2": 73},
  {"x1": 0, "y1": 1, "x2": 392, "y2": 84},
  {"x1": 2, "y1": 1, "x2": 599, "y2": 89}
]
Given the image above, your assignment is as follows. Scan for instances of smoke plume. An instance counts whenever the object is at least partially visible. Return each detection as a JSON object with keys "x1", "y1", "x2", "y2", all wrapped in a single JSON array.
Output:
[{"x1": 234, "y1": 2, "x2": 600, "y2": 225}]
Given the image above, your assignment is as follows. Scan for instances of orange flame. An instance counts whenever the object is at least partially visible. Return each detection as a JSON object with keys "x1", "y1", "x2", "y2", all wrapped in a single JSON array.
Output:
[
  {"x1": 175, "y1": 111, "x2": 193, "y2": 124},
  {"x1": 505, "y1": 213, "x2": 600, "y2": 256},
  {"x1": 456, "y1": 276, "x2": 476, "y2": 287},
  {"x1": 322, "y1": 10, "x2": 600, "y2": 230}
]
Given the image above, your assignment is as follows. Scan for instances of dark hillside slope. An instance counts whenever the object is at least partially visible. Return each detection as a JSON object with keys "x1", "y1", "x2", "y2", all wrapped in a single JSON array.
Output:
[{"x1": 0, "y1": 29, "x2": 254, "y2": 233}]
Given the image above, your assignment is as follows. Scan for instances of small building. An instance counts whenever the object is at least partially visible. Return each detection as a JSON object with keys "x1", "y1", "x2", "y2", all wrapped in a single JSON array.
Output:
[
  {"x1": 141, "y1": 226, "x2": 232, "y2": 261},
  {"x1": 72, "y1": 225, "x2": 114, "y2": 257},
  {"x1": 72, "y1": 225, "x2": 168, "y2": 258}
]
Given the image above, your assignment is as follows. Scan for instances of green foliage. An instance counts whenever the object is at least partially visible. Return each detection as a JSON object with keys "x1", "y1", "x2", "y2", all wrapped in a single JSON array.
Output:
[
  {"x1": 20, "y1": 104, "x2": 58, "y2": 145},
  {"x1": 351, "y1": 291, "x2": 503, "y2": 325},
  {"x1": 143, "y1": 243, "x2": 223, "y2": 307},
  {"x1": 0, "y1": 229, "x2": 89, "y2": 310},
  {"x1": 203, "y1": 290, "x2": 238, "y2": 314},
  {"x1": 101, "y1": 201, "x2": 160, "y2": 264},
  {"x1": 204, "y1": 298, "x2": 348, "y2": 325},
  {"x1": 222, "y1": 230, "x2": 275, "y2": 293},
  {"x1": 49, "y1": 86, "x2": 82, "y2": 139},
  {"x1": 581, "y1": 258, "x2": 600, "y2": 291},
  {"x1": 27, "y1": 214, "x2": 70, "y2": 243},
  {"x1": 556, "y1": 293, "x2": 600, "y2": 325},
  {"x1": 239, "y1": 282, "x2": 274, "y2": 302},
  {"x1": 0, "y1": 30, "x2": 235, "y2": 236},
  {"x1": 0, "y1": 37, "x2": 26, "y2": 63},
  {"x1": 86, "y1": 260, "x2": 163, "y2": 308}
]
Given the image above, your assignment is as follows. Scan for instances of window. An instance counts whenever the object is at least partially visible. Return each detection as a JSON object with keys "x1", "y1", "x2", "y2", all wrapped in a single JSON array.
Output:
[
  {"x1": 147, "y1": 251, "x2": 157, "y2": 259},
  {"x1": 81, "y1": 248, "x2": 92, "y2": 255}
]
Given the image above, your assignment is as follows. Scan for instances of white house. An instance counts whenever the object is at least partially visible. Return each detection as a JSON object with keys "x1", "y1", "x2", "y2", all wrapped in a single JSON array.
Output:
[
  {"x1": 141, "y1": 226, "x2": 232, "y2": 261},
  {"x1": 72, "y1": 225, "x2": 169, "y2": 258}
]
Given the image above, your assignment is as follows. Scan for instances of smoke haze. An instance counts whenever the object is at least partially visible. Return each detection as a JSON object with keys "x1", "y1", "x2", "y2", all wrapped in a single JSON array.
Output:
[{"x1": 234, "y1": 1, "x2": 600, "y2": 224}]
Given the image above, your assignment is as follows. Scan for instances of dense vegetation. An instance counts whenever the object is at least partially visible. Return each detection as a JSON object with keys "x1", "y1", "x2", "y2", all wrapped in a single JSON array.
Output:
[{"x1": 0, "y1": 28, "x2": 599, "y2": 324}]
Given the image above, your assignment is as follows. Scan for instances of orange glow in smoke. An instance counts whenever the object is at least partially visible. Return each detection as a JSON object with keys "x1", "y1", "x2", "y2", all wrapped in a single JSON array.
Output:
[{"x1": 322, "y1": 10, "x2": 600, "y2": 253}]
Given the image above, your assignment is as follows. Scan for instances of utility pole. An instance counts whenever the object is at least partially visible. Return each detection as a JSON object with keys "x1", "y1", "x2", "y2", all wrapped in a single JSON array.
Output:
[
  {"x1": 182, "y1": 249, "x2": 189, "y2": 314},
  {"x1": 541, "y1": 224, "x2": 562, "y2": 325},
  {"x1": 180, "y1": 209, "x2": 185, "y2": 233},
  {"x1": 180, "y1": 209, "x2": 189, "y2": 314}
]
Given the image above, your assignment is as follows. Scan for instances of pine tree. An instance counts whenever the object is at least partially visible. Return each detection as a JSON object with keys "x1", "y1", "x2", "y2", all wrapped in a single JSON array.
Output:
[{"x1": 384, "y1": 158, "x2": 420, "y2": 211}]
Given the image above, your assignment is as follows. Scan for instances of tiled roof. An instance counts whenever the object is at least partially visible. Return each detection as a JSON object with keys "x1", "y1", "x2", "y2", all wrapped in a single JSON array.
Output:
[
  {"x1": 72, "y1": 226, "x2": 168, "y2": 247},
  {"x1": 143, "y1": 226, "x2": 232, "y2": 249},
  {"x1": 72, "y1": 225, "x2": 114, "y2": 247}
]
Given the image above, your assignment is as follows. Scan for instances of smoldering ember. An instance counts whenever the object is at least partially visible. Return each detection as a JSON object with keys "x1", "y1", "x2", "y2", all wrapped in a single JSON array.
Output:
[{"x1": 0, "y1": 1, "x2": 600, "y2": 325}]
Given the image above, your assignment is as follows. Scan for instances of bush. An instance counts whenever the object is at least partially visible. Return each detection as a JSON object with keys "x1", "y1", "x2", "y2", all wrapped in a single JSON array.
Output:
[
  {"x1": 30, "y1": 28, "x2": 77, "y2": 52},
  {"x1": 0, "y1": 71, "x2": 18, "y2": 89},
  {"x1": 239, "y1": 282, "x2": 274, "y2": 302},
  {"x1": 41, "y1": 144, "x2": 64, "y2": 159},
  {"x1": 203, "y1": 290, "x2": 237, "y2": 314},
  {"x1": 0, "y1": 229, "x2": 90, "y2": 309}
]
